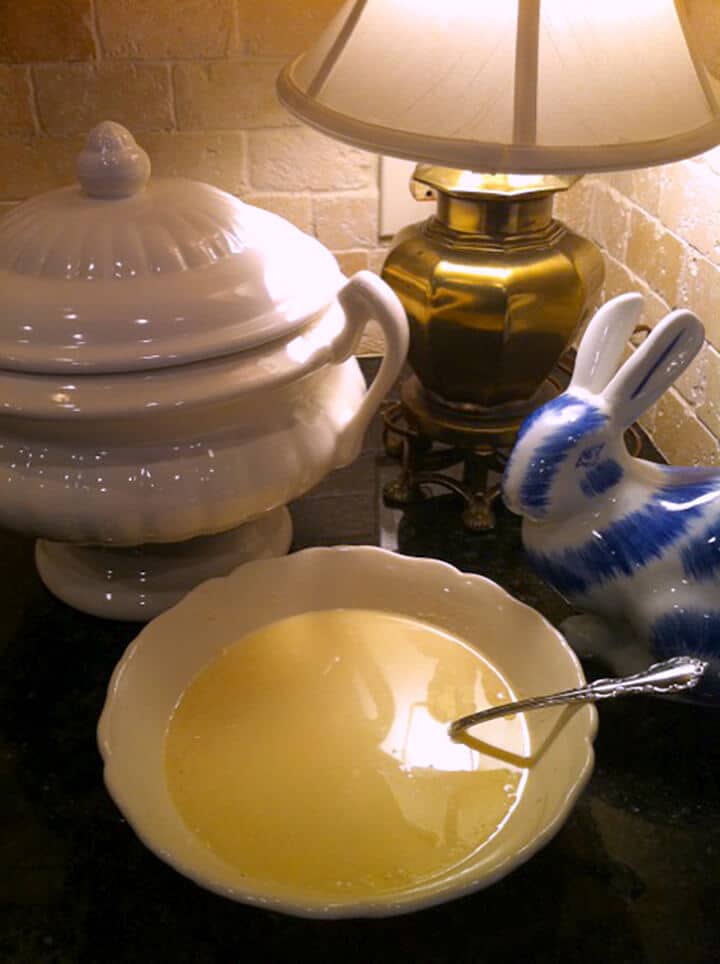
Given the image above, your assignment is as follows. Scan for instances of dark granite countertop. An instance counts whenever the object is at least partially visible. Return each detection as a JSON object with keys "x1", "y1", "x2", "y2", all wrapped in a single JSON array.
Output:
[{"x1": 1, "y1": 387, "x2": 718, "y2": 964}]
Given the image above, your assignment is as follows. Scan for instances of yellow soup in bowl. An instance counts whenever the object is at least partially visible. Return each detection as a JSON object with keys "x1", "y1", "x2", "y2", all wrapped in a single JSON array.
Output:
[{"x1": 165, "y1": 608, "x2": 528, "y2": 903}]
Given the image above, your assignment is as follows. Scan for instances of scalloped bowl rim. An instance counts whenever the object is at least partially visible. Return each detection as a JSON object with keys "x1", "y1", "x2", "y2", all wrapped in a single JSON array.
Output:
[{"x1": 97, "y1": 545, "x2": 597, "y2": 918}]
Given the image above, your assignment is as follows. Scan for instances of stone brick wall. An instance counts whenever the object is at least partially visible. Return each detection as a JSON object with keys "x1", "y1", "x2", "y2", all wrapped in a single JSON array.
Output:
[{"x1": 557, "y1": 158, "x2": 720, "y2": 468}]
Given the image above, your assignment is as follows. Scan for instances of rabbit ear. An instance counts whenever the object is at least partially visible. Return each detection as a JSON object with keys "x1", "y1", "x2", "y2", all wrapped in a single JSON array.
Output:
[
  {"x1": 570, "y1": 293, "x2": 645, "y2": 394},
  {"x1": 602, "y1": 309, "x2": 704, "y2": 428}
]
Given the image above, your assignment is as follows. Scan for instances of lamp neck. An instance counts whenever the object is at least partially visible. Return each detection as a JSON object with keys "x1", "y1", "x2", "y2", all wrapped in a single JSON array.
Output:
[{"x1": 435, "y1": 190, "x2": 556, "y2": 236}]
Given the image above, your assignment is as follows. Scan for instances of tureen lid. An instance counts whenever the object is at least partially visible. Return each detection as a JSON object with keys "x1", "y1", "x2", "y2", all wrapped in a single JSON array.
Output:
[{"x1": 0, "y1": 122, "x2": 344, "y2": 374}]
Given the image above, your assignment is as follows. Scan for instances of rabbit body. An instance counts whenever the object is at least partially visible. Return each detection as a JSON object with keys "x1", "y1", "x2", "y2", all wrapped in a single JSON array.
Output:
[{"x1": 502, "y1": 293, "x2": 720, "y2": 695}]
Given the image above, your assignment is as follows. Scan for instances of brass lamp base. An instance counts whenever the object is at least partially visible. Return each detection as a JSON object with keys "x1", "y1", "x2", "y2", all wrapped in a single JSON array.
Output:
[
  {"x1": 400, "y1": 373, "x2": 557, "y2": 450},
  {"x1": 382, "y1": 367, "x2": 565, "y2": 531},
  {"x1": 382, "y1": 398, "x2": 510, "y2": 532},
  {"x1": 381, "y1": 167, "x2": 605, "y2": 442}
]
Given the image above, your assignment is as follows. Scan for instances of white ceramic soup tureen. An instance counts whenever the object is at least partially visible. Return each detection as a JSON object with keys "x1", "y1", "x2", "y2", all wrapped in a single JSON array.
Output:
[{"x1": 0, "y1": 122, "x2": 408, "y2": 620}]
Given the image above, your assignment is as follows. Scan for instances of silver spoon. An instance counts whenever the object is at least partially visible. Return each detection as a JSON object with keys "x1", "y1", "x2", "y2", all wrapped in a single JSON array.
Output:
[{"x1": 449, "y1": 656, "x2": 707, "y2": 739}]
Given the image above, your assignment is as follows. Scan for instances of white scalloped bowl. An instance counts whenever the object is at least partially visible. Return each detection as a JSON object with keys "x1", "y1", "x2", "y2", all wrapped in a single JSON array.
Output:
[{"x1": 97, "y1": 546, "x2": 596, "y2": 918}]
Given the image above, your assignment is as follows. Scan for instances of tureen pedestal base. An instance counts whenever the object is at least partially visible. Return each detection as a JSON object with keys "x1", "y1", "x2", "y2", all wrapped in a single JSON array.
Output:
[{"x1": 35, "y1": 506, "x2": 292, "y2": 621}]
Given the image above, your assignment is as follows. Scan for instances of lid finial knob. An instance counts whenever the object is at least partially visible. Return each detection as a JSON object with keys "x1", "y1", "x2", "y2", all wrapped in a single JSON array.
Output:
[{"x1": 76, "y1": 122, "x2": 151, "y2": 199}]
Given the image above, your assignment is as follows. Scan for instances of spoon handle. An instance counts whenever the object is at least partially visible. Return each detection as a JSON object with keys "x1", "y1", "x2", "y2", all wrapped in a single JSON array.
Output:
[{"x1": 448, "y1": 656, "x2": 707, "y2": 738}]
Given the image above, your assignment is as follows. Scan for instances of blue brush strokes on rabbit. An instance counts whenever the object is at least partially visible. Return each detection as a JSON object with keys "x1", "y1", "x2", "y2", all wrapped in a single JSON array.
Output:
[
  {"x1": 516, "y1": 396, "x2": 609, "y2": 514},
  {"x1": 502, "y1": 292, "x2": 719, "y2": 700}
]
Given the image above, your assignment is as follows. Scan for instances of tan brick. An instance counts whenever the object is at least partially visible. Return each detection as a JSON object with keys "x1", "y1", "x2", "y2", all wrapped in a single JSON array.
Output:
[
  {"x1": 625, "y1": 209, "x2": 684, "y2": 306},
  {"x1": 138, "y1": 132, "x2": 248, "y2": 195},
  {"x1": 334, "y1": 250, "x2": 370, "y2": 276},
  {"x1": 97, "y1": 0, "x2": 234, "y2": 59},
  {"x1": 314, "y1": 195, "x2": 378, "y2": 250},
  {"x1": 601, "y1": 167, "x2": 663, "y2": 213},
  {"x1": 683, "y1": 254, "x2": 720, "y2": 347},
  {"x1": 554, "y1": 176, "x2": 596, "y2": 238},
  {"x1": 174, "y1": 61, "x2": 291, "y2": 131},
  {"x1": 0, "y1": 0, "x2": 95, "y2": 63},
  {"x1": 698, "y1": 344, "x2": 720, "y2": 436},
  {"x1": 652, "y1": 387, "x2": 720, "y2": 466},
  {"x1": 368, "y1": 246, "x2": 391, "y2": 275},
  {"x1": 243, "y1": 193, "x2": 313, "y2": 234},
  {"x1": 357, "y1": 321, "x2": 385, "y2": 357},
  {"x1": 239, "y1": 0, "x2": 345, "y2": 57},
  {"x1": 588, "y1": 184, "x2": 631, "y2": 262},
  {"x1": 601, "y1": 255, "x2": 669, "y2": 332},
  {"x1": 0, "y1": 67, "x2": 35, "y2": 136},
  {"x1": 35, "y1": 64, "x2": 173, "y2": 138},
  {"x1": 601, "y1": 255, "x2": 638, "y2": 304},
  {"x1": 248, "y1": 128, "x2": 376, "y2": 192},
  {"x1": 674, "y1": 345, "x2": 707, "y2": 408},
  {"x1": 0, "y1": 135, "x2": 84, "y2": 200},
  {"x1": 602, "y1": 170, "x2": 634, "y2": 198},
  {"x1": 637, "y1": 404, "x2": 657, "y2": 439},
  {"x1": 637, "y1": 288, "x2": 672, "y2": 331},
  {"x1": 627, "y1": 167, "x2": 663, "y2": 213},
  {"x1": 658, "y1": 158, "x2": 720, "y2": 264},
  {"x1": 702, "y1": 144, "x2": 720, "y2": 177}
]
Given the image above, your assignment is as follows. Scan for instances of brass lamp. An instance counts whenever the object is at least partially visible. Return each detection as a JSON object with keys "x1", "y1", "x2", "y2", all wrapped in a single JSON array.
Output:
[
  {"x1": 278, "y1": 0, "x2": 720, "y2": 521},
  {"x1": 381, "y1": 167, "x2": 602, "y2": 448}
]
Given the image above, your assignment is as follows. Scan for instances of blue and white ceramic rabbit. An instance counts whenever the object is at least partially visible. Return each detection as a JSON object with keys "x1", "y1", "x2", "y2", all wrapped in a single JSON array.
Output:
[{"x1": 502, "y1": 292, "x2": 719, "y2": 701}]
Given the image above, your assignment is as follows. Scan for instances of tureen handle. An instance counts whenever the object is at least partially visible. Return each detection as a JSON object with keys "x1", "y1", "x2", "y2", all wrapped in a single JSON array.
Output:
[{"x1": 332, "y1": 271, "x2": 409, "y2": 467}]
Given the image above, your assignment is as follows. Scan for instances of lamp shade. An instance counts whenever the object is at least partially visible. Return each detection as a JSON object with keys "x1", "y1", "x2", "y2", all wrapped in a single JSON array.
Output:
[{"x1": 277, "y1": 0, "x2": 720, "y2": 174}]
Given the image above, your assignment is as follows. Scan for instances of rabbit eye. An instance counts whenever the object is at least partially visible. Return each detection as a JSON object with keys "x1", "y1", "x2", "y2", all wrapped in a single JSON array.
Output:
[{"x1": 576, "y1": 443, "x2": 605, "y2": 468}]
